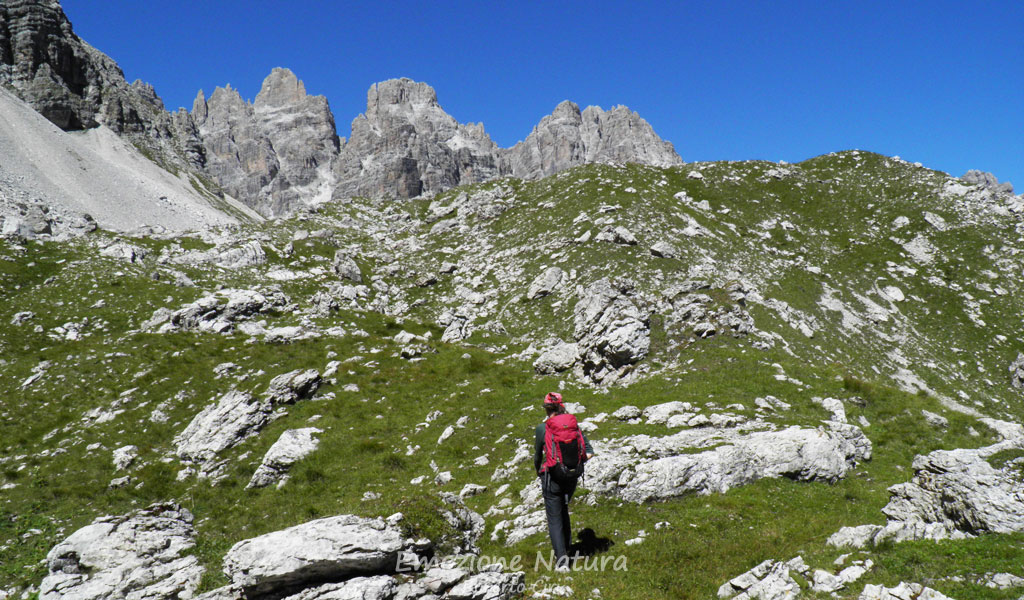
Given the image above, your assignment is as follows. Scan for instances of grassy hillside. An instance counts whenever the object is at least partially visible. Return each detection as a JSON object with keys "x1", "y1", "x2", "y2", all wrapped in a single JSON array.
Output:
[{"x1": 2, "y1": 152, "x2": 1023, "y2": 599}]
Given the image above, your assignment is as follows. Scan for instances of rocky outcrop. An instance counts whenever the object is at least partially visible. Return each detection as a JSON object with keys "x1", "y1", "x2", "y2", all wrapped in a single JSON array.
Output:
[
  {"x1": 221, "y1": 514, "x2": 419, "y2": 598},
  {"x1": 829, "y1": 421, "x2": 1024, "y2": 548},
  {"x1": 717, "y1": 556, "x2": 809, "y2": 600},
  {"x1": 173, "y1": 389, "x2": 272, "y2": 473},
  {"x1": 533, "y1": 340, "x2": 579, "y2": 375},
  {"x1": 247, "y1": 427, "x2": 323, "y2": 489},
  {"x1": 1010, "y1": 352, "x2": 1024, "y2": 390},
  {"x1": 572, "y1": 278, "x2": 650, "y2": 384},
  {"x1": 505, "y1": 100, "x2": 682, "y2": 180},
  {"x1": 145, "y1": 288, "x2": 289, "y2": 335},
  {"x1": 963, "y1": 169, "x2": 1014, "y2": 195},
  {"x1": 193, "y1": 68, "x2": 340, "y2": 216},
  {"x1": 588, "y1": 422, "x2": 871, "y2": 503},
  {"x1": 332, "y1": 78, "x2": 502, "y2": 201},
  {"x1": 276, "y1": 576, "x2": 397, "y2": 600},
  {"x1": 40, "y1": 502, "x2": 203, "y2": 600}
]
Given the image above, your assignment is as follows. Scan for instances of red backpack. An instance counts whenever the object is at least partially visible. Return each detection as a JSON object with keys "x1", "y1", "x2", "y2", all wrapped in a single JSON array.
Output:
[{"x1": 543, "y1": 413, "x2": 586, "y2": 484}]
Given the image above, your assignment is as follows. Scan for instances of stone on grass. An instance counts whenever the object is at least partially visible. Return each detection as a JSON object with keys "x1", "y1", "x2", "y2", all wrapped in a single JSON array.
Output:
[
  {"x1": 526, "y1": 267, "x2": 565, "y2": 300},
  {"x1": 533, "y1": 341, "x2": 579, "y2": 374},
  {"x1": 247, "y1": 428, "x2": 323, "y2": 489}
]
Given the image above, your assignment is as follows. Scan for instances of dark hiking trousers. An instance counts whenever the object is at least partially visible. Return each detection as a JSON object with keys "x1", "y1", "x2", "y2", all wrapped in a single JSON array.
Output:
[{"x1": 541, "y1": 473, "x2": 577, "y2": 566}]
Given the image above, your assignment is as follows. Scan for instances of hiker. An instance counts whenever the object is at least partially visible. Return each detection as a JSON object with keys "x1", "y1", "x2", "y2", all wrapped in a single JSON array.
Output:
[{"x1": 534, "y1": 392, "x2": 593, "y2": 570}]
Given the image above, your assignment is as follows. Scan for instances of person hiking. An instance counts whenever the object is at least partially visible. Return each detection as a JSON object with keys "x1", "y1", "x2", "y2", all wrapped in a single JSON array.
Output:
[{"x1": 534, "y1": 392, "x2": 593, "y2": 571}]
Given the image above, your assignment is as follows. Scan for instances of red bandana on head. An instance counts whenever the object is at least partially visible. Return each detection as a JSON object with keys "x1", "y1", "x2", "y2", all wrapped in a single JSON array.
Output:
[{"x1": 544, "y1": 392, "x2": 563, "y2": 405}]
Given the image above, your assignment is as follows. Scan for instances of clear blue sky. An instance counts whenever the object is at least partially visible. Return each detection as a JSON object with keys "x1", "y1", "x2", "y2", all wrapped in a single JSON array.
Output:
[{"x1": 63, "y1": 1, "x2": 1023, "y2": 187}]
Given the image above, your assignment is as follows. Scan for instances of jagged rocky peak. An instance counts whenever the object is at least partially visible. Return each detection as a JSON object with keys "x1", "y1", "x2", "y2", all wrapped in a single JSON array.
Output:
[
  {"x1": 254, "y1": 68, "x2": 340, "y2": 210},
  {"x1": 254, "y1": 66, "x2": 308, "y2": 108},
  {"x1": 193, "y1": 83, "x2": 280, "y2": 214},
  {"x1": 333, "y1": 77, "x2": 502, "y2": 201},
  {"x1": 193, "y1": 68, "x2": 340, "y2": 217},
  {"x1": 506, "y1": 99, "x2": 682, "y2": 180}
]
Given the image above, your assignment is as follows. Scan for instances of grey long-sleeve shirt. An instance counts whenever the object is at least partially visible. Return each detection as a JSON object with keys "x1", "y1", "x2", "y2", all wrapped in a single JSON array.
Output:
[{"x1": 534, "y1": 421, "x2": 594, "y2": 474}]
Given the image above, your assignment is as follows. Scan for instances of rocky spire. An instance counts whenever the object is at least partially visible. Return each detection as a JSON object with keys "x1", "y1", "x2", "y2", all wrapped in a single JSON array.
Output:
[
  {"x1": 332, "y1": 78, "x2": 502, "y2": 201},
  {"x1": 193, "y1": 69, "x2": 340, "y2": 216}
]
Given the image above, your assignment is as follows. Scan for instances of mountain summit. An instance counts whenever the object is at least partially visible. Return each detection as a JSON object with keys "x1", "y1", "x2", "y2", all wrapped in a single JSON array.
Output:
[{"x1": 1, "y1": 0, "x2": 683, "y2": 220}]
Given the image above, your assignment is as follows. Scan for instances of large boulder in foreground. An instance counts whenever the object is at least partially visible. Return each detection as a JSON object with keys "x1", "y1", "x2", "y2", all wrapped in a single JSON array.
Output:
[
  {"x1": 222, "y1": 514, "x2": 420, "y2": 598},
  {"x1": 40, "y1": 503, "x2": 203, "y2": 600}
]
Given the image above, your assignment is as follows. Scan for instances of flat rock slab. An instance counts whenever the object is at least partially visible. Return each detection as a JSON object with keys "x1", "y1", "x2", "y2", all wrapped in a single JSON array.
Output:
[
  {"x1": 223, "y1": 514, "x2": 413, "y2": 598},
  {"x1": 588, "y1": 423, "x2": 872, "y2": 503}
]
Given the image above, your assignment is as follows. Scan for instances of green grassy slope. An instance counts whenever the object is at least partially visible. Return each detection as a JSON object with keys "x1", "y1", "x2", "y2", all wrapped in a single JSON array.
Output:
[{"x1": 1, "y1": 151, "x2": 1023, "y2": 598}]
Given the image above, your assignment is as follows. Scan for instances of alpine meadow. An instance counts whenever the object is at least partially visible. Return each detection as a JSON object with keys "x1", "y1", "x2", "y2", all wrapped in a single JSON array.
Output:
[{"x1": 1, "y1": 2, "x2": 1023, "y2": 600}]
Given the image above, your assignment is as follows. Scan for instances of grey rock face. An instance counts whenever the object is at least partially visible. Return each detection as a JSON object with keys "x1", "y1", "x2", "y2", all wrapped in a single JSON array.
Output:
[
  {"x1": 963, "y1": 169, "x2": 1014, "y2": 195},
  {"x1": 717, "y1": 557, "x2": 809, "y2": 600},
  {"x1": 174, "y1": 369, "x2": 319, "y2": 474},
  {"x1": 265, "y1": 369, "x2": 322, "y2": 405},
  {"x1": 649, "y1": 240, "x2": 678, "y2": 258},
  {"x1": 587, "y1": 422, "x2": 872, "y2": 503},
  {"x1": 437, "y1": 492, "x2": 485, "y2": 555},
  {"x1": 214, "y1": 241, "x2": 267, "y2": 269},
  {"x1": 0, "y1": 0, "x2": 204, "y2": 166},
  {"x1": 221, "y1": 514, "x2": 415, "y2": 598},
  {"x1": 193, "y1": 85, "x2": 279, "y2": 213},
  {"x1": 333, "y1": 78, "x2": 502, "y2": 201},
  {"x1": 255, "y1": 69, "x2": 339, "y2": 201},
  {"x1": 595, "y1": 225, "x2": 638, "y2": 245},
  {"x1": 572, "y1": 278, "x2": 650, "y2": 384},
  {"x1": 505, "y1": 100, "x2": 682, "y2": 180},
  {"x1": 859, "y1": 583, "x2": 955, "y2": 600},
  {"x1": 40, "y1": 502, "x2": 203, "y2": 600},
  {"x1": 247, "y1": 427, "x2": 323, "y2": 489},
  {"x1": 333, "y1": 251, "x2": 362, "y2": 283},
  {"x1": 445, "y1": 571, "x2": 524, "y2": 600},
  {"x1": 279, "y1": 576, "x2": 398, "y2": 600},
  {"x1": 192, "y1": 68, "x2": 339, "y2": 216},
  {"x1": 152, "y1": 288, "x2": 287, "y2": 335},
  {"x1": 1010, "y1": 352, "x2": 1024, "y2": 390}
]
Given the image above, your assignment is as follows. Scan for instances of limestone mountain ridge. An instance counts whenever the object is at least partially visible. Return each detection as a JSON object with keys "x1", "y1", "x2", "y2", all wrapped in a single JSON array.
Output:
[{"x1": 0, "y1": 0, "x2": 683, "y2": 220}]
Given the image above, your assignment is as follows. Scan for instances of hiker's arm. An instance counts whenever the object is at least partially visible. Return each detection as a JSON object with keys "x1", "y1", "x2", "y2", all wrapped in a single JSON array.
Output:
[
  {"x1": 582, "y1": 432, "x2": 594, "y2": 459},
  {"x1": 533, "y1": 425, "x2": 545, "y2": 475}
]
